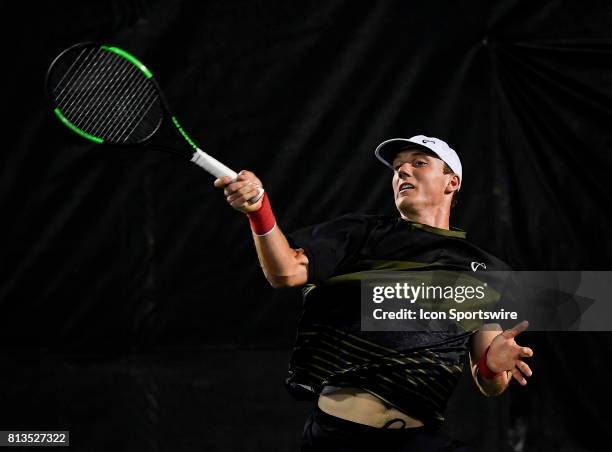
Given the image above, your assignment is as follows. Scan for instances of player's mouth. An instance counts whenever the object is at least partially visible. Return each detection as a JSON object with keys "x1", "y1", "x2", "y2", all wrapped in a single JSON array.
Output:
[{"x1": 398, "y1": 182, "x2": 415, "y2": 196}]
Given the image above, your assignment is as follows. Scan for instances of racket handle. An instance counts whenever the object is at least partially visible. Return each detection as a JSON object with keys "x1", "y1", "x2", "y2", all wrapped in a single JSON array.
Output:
[
  {"x1": 191, "y1": 148, "x2": 264, "y2": 204},
  {"x1": 191, "y1": 148, "x2": 237, "y2": 179}
]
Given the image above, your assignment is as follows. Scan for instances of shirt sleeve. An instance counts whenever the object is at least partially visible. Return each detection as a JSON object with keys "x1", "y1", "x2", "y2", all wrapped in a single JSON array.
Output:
[{"x1": 286, "y1": 214, "x2": 371, "y2": 284}]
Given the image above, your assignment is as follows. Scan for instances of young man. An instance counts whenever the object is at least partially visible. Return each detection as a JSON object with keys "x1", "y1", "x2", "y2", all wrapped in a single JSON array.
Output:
[{"x1": 214, "y1": 135, "x2": 534, "y2": 451}]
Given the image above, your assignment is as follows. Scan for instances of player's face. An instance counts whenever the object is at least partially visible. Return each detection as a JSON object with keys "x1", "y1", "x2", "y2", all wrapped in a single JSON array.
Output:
[{"x1": 391, "y1": 149, "x2": 454, "y2": 214}]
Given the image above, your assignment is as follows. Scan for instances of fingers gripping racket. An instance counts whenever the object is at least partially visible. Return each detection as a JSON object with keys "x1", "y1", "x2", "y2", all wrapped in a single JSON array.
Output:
[{"x1": 45, "y1": 42, "x2": 263, "y2": 202}]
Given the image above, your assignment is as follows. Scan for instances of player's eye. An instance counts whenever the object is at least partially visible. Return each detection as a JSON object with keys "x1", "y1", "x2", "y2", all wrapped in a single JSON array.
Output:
[{"x1": 413, "y1": 160, "x2": 428, "y2": 167}]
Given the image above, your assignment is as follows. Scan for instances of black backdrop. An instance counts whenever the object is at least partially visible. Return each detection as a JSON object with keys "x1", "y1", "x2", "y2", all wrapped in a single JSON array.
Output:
[{"x1": 1, "y1": 1, "x2": 611, "y2": 451}]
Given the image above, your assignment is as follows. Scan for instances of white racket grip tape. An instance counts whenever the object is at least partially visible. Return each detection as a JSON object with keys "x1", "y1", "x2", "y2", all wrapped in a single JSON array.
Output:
[
  {"x1": 191, "y1": 148, "x2": 264, "y2": 204},
  {"x1": 191, "y1": 148, "x2": 238, "y2": 179}
]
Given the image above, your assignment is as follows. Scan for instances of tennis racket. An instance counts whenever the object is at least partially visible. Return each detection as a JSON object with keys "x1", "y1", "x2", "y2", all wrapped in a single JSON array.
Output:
[{"x1": 45, "y1": 42, "x2": 263, "y2": 202}]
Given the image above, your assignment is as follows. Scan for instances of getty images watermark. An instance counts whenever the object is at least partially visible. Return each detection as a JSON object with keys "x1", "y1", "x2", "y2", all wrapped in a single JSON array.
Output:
[
  {"x1": 370, "y1": 280, "x2": 515, "y2": 322},
  {"x1": 360, "y1": 270, "x2": 611, "y2": 332}
]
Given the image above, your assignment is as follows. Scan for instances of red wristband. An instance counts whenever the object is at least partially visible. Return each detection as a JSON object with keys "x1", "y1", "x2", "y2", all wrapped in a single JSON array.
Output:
[
  {"x1": 246, "y1": 192, "x2": 276, "y2": 236},
  {"x1": 478, "y1": 346, "x2": 503, "y2": 380}
]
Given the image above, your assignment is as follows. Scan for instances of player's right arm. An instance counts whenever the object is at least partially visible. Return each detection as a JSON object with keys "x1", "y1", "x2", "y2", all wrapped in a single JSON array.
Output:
[{"x1": 214, "y1": 171, "x2": 309, "y2": 289}]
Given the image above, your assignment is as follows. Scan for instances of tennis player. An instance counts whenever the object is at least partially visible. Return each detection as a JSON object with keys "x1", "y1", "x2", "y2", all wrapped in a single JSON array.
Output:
[{"x1": 214, "y1": 135, "x2": 534, "y2": 451}]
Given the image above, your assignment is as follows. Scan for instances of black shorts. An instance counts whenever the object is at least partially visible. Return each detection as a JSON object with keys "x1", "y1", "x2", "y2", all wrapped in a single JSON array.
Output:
[{"x1": 301, "y1": 405, "x2": 474, "y2": 452}]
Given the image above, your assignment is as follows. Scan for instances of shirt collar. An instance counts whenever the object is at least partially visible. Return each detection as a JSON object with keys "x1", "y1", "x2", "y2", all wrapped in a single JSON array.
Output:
[{"x1": 398, "y1": 218, "x2": 467, "y2": 239}]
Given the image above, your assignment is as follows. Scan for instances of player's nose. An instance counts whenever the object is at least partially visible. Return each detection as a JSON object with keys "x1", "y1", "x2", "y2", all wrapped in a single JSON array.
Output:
[{"x1": 396, "y1": 167, "x2": 412, "y2": 180}]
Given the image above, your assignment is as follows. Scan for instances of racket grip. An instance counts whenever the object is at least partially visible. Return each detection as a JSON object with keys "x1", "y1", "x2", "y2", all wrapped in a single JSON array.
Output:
[
  {"x1": 191, "y1": 148, "x2": 238, "y2": 179},
  {"x1": 191, "y1": 148, "x2": 264, "y2": 204}
]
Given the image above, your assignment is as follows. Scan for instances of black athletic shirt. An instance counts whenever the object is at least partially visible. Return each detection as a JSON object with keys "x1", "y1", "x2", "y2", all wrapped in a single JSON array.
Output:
[{"x1": 285, "y1": 214, "x2": 510, "y2": 427}]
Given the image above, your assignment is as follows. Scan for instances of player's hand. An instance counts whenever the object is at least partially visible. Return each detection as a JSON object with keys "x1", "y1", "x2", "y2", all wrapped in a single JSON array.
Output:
[
  {"x1": 214, "y1": 170, "x2": 264, "y2": 213},
  {"x1": 486, "y1": 320, "x2": 534, "y2": 385}
]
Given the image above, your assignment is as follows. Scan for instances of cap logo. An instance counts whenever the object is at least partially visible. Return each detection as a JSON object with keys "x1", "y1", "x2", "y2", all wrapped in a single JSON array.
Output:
[{"x1": 422, "y1": 139, "x2": 435, "y2": 144}]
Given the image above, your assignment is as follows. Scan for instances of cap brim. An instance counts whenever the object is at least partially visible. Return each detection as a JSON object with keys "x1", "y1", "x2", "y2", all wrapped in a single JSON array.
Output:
[{"x1": 374, "y1": 139, "x2": 437, "y2": 169}]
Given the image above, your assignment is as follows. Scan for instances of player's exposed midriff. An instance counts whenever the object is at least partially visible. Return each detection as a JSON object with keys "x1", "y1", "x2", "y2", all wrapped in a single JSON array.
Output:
[{"x1": 317, "y1": 387, "x2": 425, "y2": 429}]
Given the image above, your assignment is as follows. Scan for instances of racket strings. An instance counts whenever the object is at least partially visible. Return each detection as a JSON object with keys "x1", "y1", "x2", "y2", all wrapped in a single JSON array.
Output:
[
  {"x1": 54, "y1": 49, "x2": 133, "y2": 131},
  {"x1": 106, "y1": 74, "x2": 158, "y2": 142},
  {"x1": 95, "y1": 66, "x2": 153, "y2": 139},
  {"x1": 56, "y1": 49, "x2": 121, "y2": 119},
  {"x1": 50, "y1": 46, "x2": 162, "y2": 144},
  {"x1": 53, "y1": 47, "x2": 98, "y2": 103},
  {"x1": 112, "y1": 95, "x2": 156, "y2": 142},
  {"x1": 95, "y1": 54, "x2": 154, "y2": 134},
  {"x1": 55, "y1": 49, "x2": 105, "y2": 108},
  {"x1": 59, "y1": 51, "x2": 150, "y2": 137},
  {"x1": 60, "y1": 51, "x2": 124, "y2": 130}
]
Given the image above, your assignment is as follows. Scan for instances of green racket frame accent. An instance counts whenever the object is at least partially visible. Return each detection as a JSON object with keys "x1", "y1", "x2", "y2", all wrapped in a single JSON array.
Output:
[
  {"x1": 100, "y1": 45, "x2": 153, "y2": 79},
  {"x1": 54, "y1": 108, "x2": 104, "y2": 144},
  {"x1": 171, "y1": 117, "x2": 198, "y2": 150}
]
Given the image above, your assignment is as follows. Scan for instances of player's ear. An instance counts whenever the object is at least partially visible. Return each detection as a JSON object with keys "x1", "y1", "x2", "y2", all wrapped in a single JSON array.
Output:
[{"x1": 445, "y1": 173, "x2": 460, "y2": 194}]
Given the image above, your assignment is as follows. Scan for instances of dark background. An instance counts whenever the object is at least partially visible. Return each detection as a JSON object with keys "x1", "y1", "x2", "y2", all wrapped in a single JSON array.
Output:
[{"x1": 1, "y1": 0, "x2": 611, "y2": 450}]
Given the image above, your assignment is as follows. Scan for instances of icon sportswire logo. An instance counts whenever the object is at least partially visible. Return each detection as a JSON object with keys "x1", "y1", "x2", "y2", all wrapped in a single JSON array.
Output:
[{"x1": 471, "y1": 262, "x2": 486, "y2": 272}]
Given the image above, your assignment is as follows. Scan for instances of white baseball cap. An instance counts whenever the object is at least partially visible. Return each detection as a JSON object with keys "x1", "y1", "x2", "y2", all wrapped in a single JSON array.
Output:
[{"x1": 374, "y1": 135, "x2": 462, "y2": 189}]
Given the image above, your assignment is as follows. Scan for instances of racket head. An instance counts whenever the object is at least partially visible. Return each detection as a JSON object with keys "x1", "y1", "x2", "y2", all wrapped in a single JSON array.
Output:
[{"x1": 46, "y1": 42, "x2": 165, "y2": 145}]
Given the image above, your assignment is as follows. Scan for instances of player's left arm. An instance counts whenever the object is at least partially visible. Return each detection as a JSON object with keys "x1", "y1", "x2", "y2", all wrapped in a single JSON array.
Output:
[{"x1": 469, "y1": 320, "x2": 534, "y2": 397}]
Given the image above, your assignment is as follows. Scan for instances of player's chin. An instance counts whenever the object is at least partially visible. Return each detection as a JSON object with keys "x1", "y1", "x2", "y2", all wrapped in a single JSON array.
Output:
[{"x1": 395, "y1": 196, "x2": 417, "y2": 212}]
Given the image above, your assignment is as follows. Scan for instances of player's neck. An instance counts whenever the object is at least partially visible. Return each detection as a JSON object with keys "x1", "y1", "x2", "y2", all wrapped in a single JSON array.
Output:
[{"x1": 399, "y1": 207, "x2": 450, "y2": 230}]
